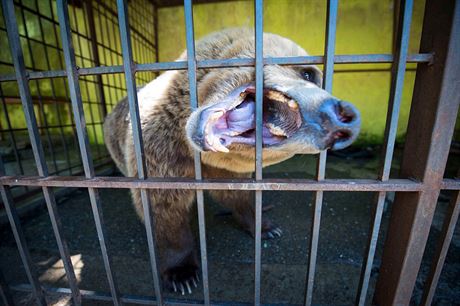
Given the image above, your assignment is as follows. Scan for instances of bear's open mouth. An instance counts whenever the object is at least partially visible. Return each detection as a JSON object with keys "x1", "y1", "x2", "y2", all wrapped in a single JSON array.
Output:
[{"x1": 200, "y1": 86, "x2": 302, "y2": 152}]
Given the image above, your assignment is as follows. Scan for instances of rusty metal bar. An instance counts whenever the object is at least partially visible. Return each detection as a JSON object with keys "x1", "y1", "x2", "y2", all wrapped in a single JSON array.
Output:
[
  {"x1": 304, "y1": 1, "x2": 337, "y2": 305},
  {"x1": 9, "y1": 282, "x2": 298, "y2": 306},
  {"x1": 184, "y1": 0, "x2": 210, "y2": 303},
  {"x1": 0, "y1": 53, "x2": 433, "y2": 82},
  {"x1": 356, "y1": 0, "x2": 414, "y2": 304},
  {"x1": 0, "y1": 176, "x2": 426, "y2": 192},
  {"x1": 374, "y1": 0, "x2": 460, "y2": 304},
  {"x1": 441, "y1": 179, "x2": 460, "y2": 190},
  {"x1": 116, "y1": 0, "x2": 164, "y2": 302},
  {"x1": 56, "y1": 0, "x2": 121, "y2": 304},
  {"x1": 421, "y1": 190, "x2": 460, "y2": 305},
  {"x1": 1, "y1": 0, "x2": 82, "y2": 304}
]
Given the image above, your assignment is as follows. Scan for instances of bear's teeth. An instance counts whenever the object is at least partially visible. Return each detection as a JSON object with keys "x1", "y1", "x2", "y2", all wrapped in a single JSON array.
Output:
[
  {"x1": 266, "y1": 123, "x2": 287, "y2": 137},
  {"x1": 206, "y1": 134, "x2": 229, "y2": 153},
  {"x1": 265, "y1": 90, "x2": 289, "y2": 103},
  {"x1": 288, "y1": 100, "x2": 298, "y2": 109}
]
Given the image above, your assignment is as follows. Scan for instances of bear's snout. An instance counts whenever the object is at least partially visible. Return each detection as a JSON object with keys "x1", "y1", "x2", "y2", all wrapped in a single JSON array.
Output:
[{"x1": 317, "y1": 99, "x2": 361, "y2": 150}]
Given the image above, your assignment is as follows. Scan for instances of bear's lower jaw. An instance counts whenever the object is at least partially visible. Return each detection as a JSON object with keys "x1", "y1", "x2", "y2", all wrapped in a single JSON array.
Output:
[{"x1": 198, "y1": 85, "x2": 302, "y2": 153}]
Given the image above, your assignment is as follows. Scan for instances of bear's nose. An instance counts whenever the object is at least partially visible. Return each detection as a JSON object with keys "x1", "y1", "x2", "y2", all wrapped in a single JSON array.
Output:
[{"x1": 318, "y1": 99, "x2": 360, "y2": 150}]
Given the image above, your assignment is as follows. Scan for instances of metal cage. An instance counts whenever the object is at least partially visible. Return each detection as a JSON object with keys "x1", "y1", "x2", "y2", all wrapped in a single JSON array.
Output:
[{"x1": 0, "y1": 0, "x2": 459, "y2": 305}]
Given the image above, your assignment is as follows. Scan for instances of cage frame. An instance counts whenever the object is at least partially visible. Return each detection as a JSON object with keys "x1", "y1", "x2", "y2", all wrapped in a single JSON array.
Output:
[{"x1": 0, "y1": 0, "x2": 459, "y2": 305}]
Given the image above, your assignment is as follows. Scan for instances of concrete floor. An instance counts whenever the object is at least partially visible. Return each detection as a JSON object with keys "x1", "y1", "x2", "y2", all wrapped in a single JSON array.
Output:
[{"x1": 0, "y1": 148, "x2": 459, "y2": 305}]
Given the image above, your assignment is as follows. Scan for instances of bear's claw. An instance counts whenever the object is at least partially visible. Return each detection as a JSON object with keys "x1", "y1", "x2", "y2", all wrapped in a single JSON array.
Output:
[
  {"x1": 262, "y1": 226, "x2": 283, "y2": 240},
  {"x1": 164, "y1": 262, "x2": 200, "y2": 295}
]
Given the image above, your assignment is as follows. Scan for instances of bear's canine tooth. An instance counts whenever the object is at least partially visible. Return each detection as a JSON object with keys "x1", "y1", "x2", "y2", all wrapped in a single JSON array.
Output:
[
  {"x1": 266, "y1": 123, "x2": 287, "y2": 137},
  {"x1": 210, "y1": 110, "x2": 224, "y2": 122},
  {"x1": 265, "y1": 90, "x2": 289, "y2": 103},
  {"x1": 206, "y1": 134, "x2": 229, "y2": 153},
  {"x1": 288, "y1": 100, "x2": 299, "y2": 109}
]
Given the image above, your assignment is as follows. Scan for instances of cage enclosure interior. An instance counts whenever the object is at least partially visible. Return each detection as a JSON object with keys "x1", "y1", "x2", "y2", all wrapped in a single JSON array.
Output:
[{"x1": 0, "y1": 0, "x2": 459, "y2": 305}]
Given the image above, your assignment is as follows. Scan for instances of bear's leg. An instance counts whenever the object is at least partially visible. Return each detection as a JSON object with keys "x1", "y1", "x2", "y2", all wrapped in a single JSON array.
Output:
[
  {"x1": 209, "y1": 189, "x2": 282, "y2": 239},
  {"x1": 132, "y1": 188, "x2": 199, "y2": 294}
]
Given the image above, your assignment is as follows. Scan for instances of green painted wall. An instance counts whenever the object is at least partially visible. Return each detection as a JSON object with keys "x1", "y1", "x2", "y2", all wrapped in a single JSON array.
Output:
[{"x1": 157, "y1": 0, "x2": 429, "y2": 144}]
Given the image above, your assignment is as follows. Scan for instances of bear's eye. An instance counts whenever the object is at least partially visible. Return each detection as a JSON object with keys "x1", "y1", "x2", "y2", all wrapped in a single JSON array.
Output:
[{"x1": 301, "y1": 70, "x2": 314, "y2": 82}]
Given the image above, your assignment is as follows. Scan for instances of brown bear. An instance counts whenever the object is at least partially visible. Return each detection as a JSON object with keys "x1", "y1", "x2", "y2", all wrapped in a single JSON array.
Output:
[{"x1": 103, "y1": 28, "x2": 360, "y2": 295}]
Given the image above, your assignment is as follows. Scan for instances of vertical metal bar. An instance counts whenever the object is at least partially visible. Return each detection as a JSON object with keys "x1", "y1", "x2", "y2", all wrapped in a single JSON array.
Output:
[
  {"x1": 56, "y1": 1, "x2": 121, "y2": 304},
  {"x1": 81, "y1": 1, "x2": 106, "y2": 158},
  {"x1": 69, "y1": 1, "x2": 102, "y2": 159},
  {"x1": 0, "y1": 85, "x2": 26, "y2": 176},
  {"x1": 421, "y1": 190, "x2": 460, "y2": 306},
  {"x1": 85, "y1": 0, "x2": 108, "y2": 118},
  {"x1": 35, "y1": 0, "x2": 73, "y2": 176},
  {"x1": 183, "y1": 1, "x2": 210, "y2": 304},
  {"x1": 374, "y1": 0, "x2": 460, "y2": 304},
  {"x1": 356, "y1": 1, "x2": 414, "y2": 305},
  {"x1": 18, "y1": 0, "x2": 59, "y2": 174},
  {"x1": 48, "y1": 0, "x2": 81, "y2": 175},
  {"x1": 254, "y1": 0, "x2": 263, "y2": 305},
  {"x1": 0, "y1": 158, "x2": 46, "y2": 306},
  {"x1": 1, "y1": 0, "x2": 82, "y2": 304},
  {"x1": 379, "y1": 0, "x2": 414, "y2": 181},
  {"x1": 304, "y1": 1, "x2": 337, "y2": 305},
  {"x1": 116, "y1": 0, "x2": 163, "y2": 303}
]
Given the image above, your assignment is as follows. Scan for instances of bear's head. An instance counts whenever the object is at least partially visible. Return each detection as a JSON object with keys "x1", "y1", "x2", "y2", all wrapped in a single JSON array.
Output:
[{"x1": 185, "y1": 30, "x2": 360, "y2": 166}]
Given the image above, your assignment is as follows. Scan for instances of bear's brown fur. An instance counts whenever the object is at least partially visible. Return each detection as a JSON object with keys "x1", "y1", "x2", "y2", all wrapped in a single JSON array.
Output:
[{"x1": 104, "y1": 28, "x2": 360, "y2": 293}]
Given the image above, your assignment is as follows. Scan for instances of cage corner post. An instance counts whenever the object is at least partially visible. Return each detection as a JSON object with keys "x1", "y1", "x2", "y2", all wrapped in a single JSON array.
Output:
[{"x1": 373, "y1": 0, "x2": 460, "y2": 304}]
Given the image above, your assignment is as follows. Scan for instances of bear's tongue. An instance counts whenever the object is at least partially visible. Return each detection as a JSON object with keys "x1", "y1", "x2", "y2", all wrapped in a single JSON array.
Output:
[{"x1": 205, "y1": 99, "x2": 288, "y2": 152}]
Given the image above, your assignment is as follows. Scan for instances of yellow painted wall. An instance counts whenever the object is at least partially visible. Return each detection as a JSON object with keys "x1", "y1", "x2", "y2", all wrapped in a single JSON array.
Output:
[{"x1": 157, "y1": 0, "x2": 429, "y2": 144}]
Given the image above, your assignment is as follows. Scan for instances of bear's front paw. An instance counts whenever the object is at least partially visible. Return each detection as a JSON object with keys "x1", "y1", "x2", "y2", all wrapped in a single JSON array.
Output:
[{"x1": 163, "y1": 263, "x2": 200, "y2": 295}]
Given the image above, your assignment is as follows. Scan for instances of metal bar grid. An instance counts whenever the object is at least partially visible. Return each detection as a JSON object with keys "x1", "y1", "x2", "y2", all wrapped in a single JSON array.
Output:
[
  {"x1": 0, "y1": 85, "x2": 27, "y2": 177},
  {"x1": 17, "y1": 0, "x2": 60, "y2": 175},
  {"x1": 183, "y1": 0, "x2": 210, "y2": 303},
  {"x1": 1, "y1": 0, "x2": 82, "y2": 304},
  {"x1": 116, "y1": 0, "x2": 164, "y2": 303},
  {"x1": 56, "y1": 0, "x2": 121, "y2": 304},
  {"x1": 0, "y1": 0, "x2": 158, "y2": 213},
  {"x1": 68, "y1": 2, "x2": 103, "y2": 159},
  {"x1": 0, "y1": 0, "x2": 459, "y2": 305}
]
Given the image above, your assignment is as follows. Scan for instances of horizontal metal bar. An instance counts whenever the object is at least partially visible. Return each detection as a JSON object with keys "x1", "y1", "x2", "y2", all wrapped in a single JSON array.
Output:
[
  {"x1": 10, "y1": 283, "x2": 307, "y2": 306},
  {"x1": 441, "y1": 178, "x2": 460, "y2": 190},
  {"x1": 0, "y1": 175, "x2": 426, "y2": 191},
  {"x1": 0, "y1": 53, "x2": 433, "y2": 82}
]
